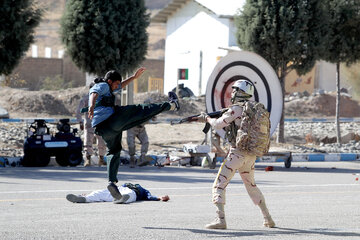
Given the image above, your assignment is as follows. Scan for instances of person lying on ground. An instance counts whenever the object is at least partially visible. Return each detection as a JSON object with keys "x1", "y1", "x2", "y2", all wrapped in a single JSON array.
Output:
[{"x1": 66, "y1": 182, "x2": 170, "y2": 204}]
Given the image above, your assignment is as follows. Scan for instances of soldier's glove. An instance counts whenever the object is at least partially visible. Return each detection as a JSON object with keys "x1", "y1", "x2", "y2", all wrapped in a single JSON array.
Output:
[
  {"x1": 79, "y1": 122, "x2": 84, "y2": 131},
  {"x1": 197, "y1": 112, "x2": 209, "y2": 123}
]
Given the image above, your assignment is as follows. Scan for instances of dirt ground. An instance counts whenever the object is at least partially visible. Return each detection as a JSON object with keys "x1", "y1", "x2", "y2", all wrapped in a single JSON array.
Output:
[
  {"x1": 1, "y1": 86, "x2": 360, "y2": 157},
  {"x1": 1, "y1": 86, "x2": 360, "y2": 119}
]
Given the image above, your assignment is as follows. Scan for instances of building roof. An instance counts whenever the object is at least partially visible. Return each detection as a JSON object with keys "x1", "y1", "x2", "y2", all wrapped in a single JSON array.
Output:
[{"x1": 151, "y1": 0, "x2": 245, "y2": 23}]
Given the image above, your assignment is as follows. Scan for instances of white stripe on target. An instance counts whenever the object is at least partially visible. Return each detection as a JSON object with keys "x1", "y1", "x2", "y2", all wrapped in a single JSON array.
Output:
[{"x1": 205, "y1": 51, "x2": 282, "y2": 136}]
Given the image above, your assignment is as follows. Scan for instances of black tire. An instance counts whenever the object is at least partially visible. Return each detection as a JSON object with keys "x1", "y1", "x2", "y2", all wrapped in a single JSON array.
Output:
[
  {"x1": 56, "y1": 152, "x2": 70, "y2": 167},
  {"x1": 68, "y1": 150, "x2": 82, "y2": 167},
  {"x1": 284, "y1": 157, "x2": 291, "y2": 168},
  {"x1": 209, "y1": 155, "x2": 216, "y2": 169},
  {"x1": 22, "y1": 151, "x2": 50, "y2": 167}
]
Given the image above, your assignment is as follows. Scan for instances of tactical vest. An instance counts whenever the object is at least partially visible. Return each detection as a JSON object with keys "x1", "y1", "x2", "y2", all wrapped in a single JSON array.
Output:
[
  {"x1": 80, "y1": 82, "x2": 115, "y2": 113},
  {"x1": 237, "y1": 101, "x2": 270, "y2": 156},
  {"x1": 225, "y1": 101, "x2": 270, "y2": 156}
]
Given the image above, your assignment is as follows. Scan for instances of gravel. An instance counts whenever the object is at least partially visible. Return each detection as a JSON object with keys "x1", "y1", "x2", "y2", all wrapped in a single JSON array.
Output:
[{"x1": 1, "y1": 121, "x2": 360, "y2": 158}]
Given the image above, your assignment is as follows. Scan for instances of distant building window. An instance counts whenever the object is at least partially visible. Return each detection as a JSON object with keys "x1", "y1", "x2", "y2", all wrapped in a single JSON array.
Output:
[
  {"x1": 58, "y1": 50, "x2": 64, "y2": 59},
  {"x1": 45, "y1": 47, "x2": 51, "y2": 58},
  {"x1": 32, "y1": 45, "x2": 38, "y2": 58}
]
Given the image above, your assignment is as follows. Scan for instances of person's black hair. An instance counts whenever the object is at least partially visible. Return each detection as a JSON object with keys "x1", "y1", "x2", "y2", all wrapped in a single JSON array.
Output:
[
  {"x1": 89, "y1": 82, "x2": 95, "y2": 89},
  {"x1": 104, "y1": 70, "x2": 122, "y2": 82},
  {"x1": 93, "y1": 77, "x2": 105, "y2": 84}
]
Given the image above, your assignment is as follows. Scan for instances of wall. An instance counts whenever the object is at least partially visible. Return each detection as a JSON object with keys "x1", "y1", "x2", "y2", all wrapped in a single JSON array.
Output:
[
  {"x1": 284, "y1": 61, "x2": 339, "y2": 95},
  {"x1": 10, "y1": 57, "x2": 85, "y2": 90},
  {"x1": 316, "y1": 61, "x2": 337, "y2": 92}
]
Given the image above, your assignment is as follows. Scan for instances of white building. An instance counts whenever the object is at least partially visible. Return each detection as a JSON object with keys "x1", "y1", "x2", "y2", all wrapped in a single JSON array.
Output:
[{"x1": 152, "y1": 0, "x2": 246, "y2": 96}]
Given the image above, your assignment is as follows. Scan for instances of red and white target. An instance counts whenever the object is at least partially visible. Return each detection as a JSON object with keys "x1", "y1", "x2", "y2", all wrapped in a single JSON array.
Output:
[{"x1": 205, "y1": 51, "x2": 282, "y2": 136}]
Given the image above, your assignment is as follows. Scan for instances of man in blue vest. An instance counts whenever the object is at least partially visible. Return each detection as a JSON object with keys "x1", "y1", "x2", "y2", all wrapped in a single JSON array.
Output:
[{"x1": 88, "y1": 67, "x2": 179, "y2": 204}]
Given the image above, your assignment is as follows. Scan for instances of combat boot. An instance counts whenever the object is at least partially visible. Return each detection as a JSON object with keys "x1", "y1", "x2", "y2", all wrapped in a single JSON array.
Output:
[
  {"x1": 84, "y1": 155, "x2": 91, "y2": 167},
  {"x1": 168, "y1": 92, "x2": 180, "y2": 111},
  {"x1": 205, "y1": 210, "x2": 227, "y2": 229},
  {"x1": 98, "y1": 156, "x2": 106, "y2": 166},
  {"x1": 263, "y1": 216, "x2": 275, "y2": 228},
  {"x1": 129, "y1": 156, "x2": 136, "y2": 168},
  {"x1": 259, "y1": 199, "x2": 275, "y2": 228},
  {"x1": 137, "y1": 154, "x2": 148, "y2": 167}
]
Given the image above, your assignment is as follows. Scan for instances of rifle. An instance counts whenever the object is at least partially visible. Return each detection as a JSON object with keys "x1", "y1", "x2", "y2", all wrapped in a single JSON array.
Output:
[{"x1": 170, "y1": 109, "x2": 228, "y2": 133}]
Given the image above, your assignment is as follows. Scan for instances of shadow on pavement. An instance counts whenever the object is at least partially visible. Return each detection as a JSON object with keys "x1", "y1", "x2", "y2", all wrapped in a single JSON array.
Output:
[{"x1": 144, "y1": 226, "x2": 360, "y2": 238}]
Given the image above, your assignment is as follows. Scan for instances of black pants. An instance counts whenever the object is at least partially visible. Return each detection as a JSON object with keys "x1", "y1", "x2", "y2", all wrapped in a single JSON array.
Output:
[{"x1": 95, "y1": 102, "x2": 171, "y2": 183}]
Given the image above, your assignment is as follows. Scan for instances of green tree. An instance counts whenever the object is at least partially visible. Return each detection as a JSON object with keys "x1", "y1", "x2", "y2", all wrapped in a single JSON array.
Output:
[
  {"x1": 60, "y1": 0, "x2": 149, "y2": 76},
  {"x1": 41, "y1": 75, "x2": 68, "y2": 91},
  {"x1": 235, "y1": 0, "x2": 328, "y2": 143},
  {"x1": 0, "y1": 0, "x2": 42, "y2": 75},
  {"x1": 319, "y1": 0, "x2": 360, "y2": 143}
]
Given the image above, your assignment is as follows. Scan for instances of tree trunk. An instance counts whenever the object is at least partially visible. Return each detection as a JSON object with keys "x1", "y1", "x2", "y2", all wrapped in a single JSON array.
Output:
[
  {"x1": 335, "y1": 62, "x2": 341, "y2": 144},
  {"x1": 276, "y1": 66, "x2": 286, "y2": 143}
]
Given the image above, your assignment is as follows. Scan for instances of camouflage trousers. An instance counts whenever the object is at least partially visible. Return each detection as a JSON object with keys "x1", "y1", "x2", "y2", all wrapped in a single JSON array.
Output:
[
  {"x1": 84, "y1": 122, "x2": 106, "y2": 157},
  {"x1": 126, "y1": 126, "x2": 149, "y2": 157},
  {"x1": 212, "y1": 148, "x2": 265, "y2": 205}
]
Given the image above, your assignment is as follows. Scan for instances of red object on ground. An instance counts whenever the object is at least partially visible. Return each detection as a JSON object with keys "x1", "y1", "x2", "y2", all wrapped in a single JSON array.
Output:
[{"x1": 265, "y1": 166, "x2": 274, "y2": 171}]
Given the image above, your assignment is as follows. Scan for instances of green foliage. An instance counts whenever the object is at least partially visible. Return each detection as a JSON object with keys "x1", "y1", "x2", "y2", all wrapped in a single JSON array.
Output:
[
  {"x1": 1, "y1": 73, "x2": 28, "y2": 88},
  {"x1": 343, "y1": 62, "x2": 360, "y2": 101},
  {"x1": 320, "y1": 0, "x2": 360, "y2": 65},
  {"x1": 41, "y1": 75, "x2": 69, "y2": 90},
  {"x1": 61, "y1": 0, "x2": 150, "y2": 76},
  {"x1": 235, "y1": 0, "x2": 327, "y2": 76},
  {"x1": 235, "y1": 0, "x2": 329, "y2": 143},
  {"x1": 0, "y1": 0, "x2": 43, "y2": 75}
]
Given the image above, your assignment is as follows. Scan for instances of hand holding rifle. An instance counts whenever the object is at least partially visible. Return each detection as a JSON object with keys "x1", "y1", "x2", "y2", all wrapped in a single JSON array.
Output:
[{"x1": 170, "y1": 109, "x2": 227, "y2": 133}]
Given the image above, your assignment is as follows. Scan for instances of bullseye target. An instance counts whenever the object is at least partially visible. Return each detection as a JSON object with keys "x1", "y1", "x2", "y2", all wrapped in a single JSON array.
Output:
[{"x1": 205, "y1": 51, "x2": 283, "y2": 136}]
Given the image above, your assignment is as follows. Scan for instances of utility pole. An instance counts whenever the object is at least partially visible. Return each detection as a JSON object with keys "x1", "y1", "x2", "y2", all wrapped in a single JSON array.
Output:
[{"x1": 199, "y1": 50, "x2": 203, "y2": 96}]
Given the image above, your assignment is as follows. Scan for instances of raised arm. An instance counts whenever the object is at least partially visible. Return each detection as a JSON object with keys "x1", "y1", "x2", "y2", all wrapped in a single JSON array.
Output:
[{"x1": 120, "y1": 67, "x2": 146, "y2": 88}]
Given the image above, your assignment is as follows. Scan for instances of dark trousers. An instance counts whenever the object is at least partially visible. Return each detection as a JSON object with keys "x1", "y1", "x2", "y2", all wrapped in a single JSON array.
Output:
[{"x1": 95, "y1": 102, "x2": 171, "y2": 183}]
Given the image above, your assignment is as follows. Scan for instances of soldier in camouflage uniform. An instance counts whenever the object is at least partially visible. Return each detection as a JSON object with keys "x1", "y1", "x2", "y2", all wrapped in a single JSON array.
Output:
[
  {"x1": 126, "y1": 122, "x2": 150, "y2": 168},
  {"x1": 126, "y1": 99, "x2": 156, "y2": 168},
  {"x1": 198, "y1": 80, "x2": 275, "y2": 230}
]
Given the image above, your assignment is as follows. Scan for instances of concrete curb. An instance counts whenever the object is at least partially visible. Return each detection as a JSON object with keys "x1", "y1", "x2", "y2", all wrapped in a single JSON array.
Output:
[
  {"x1": 255, "y1": 152, "x2": 360, "y2": 168},
  {"x1": 2, "y1": 117, "x2": 360, "y2": 123},
  {"x1": 284, "y1": 117, "x2": 360, "y2": 122},
  {"x1": 256, "y1": 152, "x2": 360, "y2": 162}
]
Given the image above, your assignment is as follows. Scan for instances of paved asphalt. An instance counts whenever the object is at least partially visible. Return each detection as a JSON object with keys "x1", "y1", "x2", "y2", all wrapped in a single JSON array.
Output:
[{"x1": 0, "y1": 161, "x2": 359, "y2": 240}]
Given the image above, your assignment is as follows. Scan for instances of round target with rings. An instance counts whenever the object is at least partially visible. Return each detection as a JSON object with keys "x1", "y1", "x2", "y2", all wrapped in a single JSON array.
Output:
[{"x1": 205, "y1": 51, "x2": 283, "y2": 137}]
